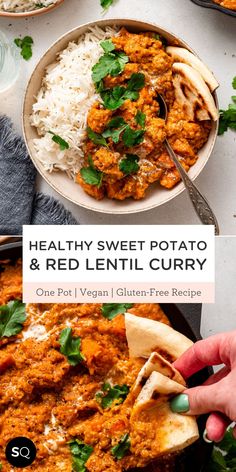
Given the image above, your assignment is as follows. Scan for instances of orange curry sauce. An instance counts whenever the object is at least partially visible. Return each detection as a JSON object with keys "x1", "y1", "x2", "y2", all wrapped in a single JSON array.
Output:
[
  {"x1": 0, "y1": 260, "x2": 182, "y2": 472},
  {"x1": 77, "y1": 28, "x2": 211, "y2": 200}
]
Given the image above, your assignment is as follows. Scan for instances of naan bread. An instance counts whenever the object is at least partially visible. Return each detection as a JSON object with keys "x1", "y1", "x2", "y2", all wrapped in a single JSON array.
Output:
[
  {"x1": 125, "y1": 313, "x2": 193, "y2": 361},
  {"x1": 132, "y1": 351, "x2": 186, "y2": 395},
  {"x1": 172, "y1": 62, "x2": 219, "y2": 122},
  {"x1": 166, "y1": 46, "x2": 219, "y2": 92},
  {"x1": 131, "y1": 371, "x2": 199, "y2": 456},
  {"x1": 126, "y1": 314, "x2": 199, "y2": 459}
]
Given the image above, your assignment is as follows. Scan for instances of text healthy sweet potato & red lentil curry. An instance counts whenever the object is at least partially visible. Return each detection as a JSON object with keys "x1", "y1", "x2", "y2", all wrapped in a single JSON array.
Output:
[
  {"x1": 77, "y1": 28, "x2": 211, "y2": 200},
  {"x1": 0, "y1": 259, "x2": 188, "y2": 472}
]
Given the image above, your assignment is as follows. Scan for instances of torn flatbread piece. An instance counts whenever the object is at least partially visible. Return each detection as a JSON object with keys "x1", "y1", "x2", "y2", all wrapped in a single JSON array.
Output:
[
  {"x1": 166, "y1": 46, "x2": 219, "y2": 92},
  {"x1": 130, "y1": 371, "x2": 199, "y2": 458},
  {"x1": 172, "y1": 62, "x2": 219, "y2": 121},
  {"x1": 125, "y1": 313, "x2": 193, "y2": 361},
  {"x1": 133, "y1": 351, "x2": 186, "y2": 395}
]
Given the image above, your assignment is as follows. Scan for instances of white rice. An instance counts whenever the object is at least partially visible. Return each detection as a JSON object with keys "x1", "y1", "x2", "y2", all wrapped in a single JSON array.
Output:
[
  {"x1": 30, "y1": 26, "x2": 117, "y2": 178},
  {"x1": 0, "y1": 0, "x2": 57, "y2": 12}
]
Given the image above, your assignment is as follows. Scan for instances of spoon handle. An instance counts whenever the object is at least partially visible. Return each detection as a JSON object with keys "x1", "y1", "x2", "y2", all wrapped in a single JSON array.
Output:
[{"x1": 165, "y1": 140, "x2": 220, "y2": 235}]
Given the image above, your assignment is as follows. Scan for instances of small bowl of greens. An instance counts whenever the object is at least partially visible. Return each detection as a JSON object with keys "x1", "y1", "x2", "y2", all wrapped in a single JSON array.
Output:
[{"x1": 0, "y1": 0, "x2": 64, "y2": 17}]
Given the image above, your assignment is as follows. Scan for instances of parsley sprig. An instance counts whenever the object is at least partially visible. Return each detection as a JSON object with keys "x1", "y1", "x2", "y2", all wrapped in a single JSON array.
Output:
[
  {"x1": 92, "y1": 42, "x2": 128, "y2": 83},
  {"x1": 100, "y1": 0, "x2": 114, "y2": 10},
  {"x1": 80, "y1": 154, "x2": 103, "y2": 188},
  {"x1": 14, "y1": 36, "x2": 33, "y2": 61},
  {"x1": 59, "y1": 328, "x2": 84, "y2": 366},
  {"x1": 96, "y1": 382, "x2": 129, "y2": 409},
  {"x1": 0, "y1": 300, "x2": 26, "y2": 338},
  {"x1": 119, "y1": 154, "x2": 139, "y2": 175},
  {"x1": 101, "y1": 303, "x2": 133, "y2": 320},
  {"x1": 111, "y1": 433, "x2": 131, "y2": 460},
  {"x1": 207, "y1": 427, "x2": 236, "y2": 471},
  {"x1": 219, "y1": 77, "x2": 236, "y2": 135},
  {"x1": 101, "y1": 73, "x2": 145, "y2": 110},
  {"x1": 48, "y1": 131, "x2": 69, "y2": 151},
  {"x1": 102, "y1": 115, "x2": 145, "y2": 147},
  {"x1": 69, "y1": 439, "x2": 93, "y2": 472}
]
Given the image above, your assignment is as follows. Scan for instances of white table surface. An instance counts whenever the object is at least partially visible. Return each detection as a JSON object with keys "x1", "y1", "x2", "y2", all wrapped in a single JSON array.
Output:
[
  {"x1": 0, "y1": 0, "x2": 235, "y2": 232},
  {"x1": 202, "y1": 236, "x2": 236, "y2": 337}
]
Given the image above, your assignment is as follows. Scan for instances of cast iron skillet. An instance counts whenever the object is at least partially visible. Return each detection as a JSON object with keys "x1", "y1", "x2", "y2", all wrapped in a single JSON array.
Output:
[
  {"x1": 191, "y1": 0, "x2": 236, "y2": 17},
  {"x1": 0, "y1": 241, "x2": 213, "y2": 471}
]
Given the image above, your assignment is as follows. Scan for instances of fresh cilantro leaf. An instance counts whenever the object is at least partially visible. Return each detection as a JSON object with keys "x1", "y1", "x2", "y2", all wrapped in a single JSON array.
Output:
[
  {"x1": 81, "y1": 153, "x2": 103, "y2": 187},
  {"x1": 59, "y1": 328, "x2": 84, "y2": 366},
  {"x1": 48, "y1": 131, "x2": 69, "y2": 151},
  {"x1": 100, "y1": 73, "x2": 145, "y2": 110},
  {"x1": 100, "y1": 39, "x2": 115, "y2": 53},
  {"x1": 126, "y1": 73, "x2": 145, "y2": 91},
  {"x1": 0, "y1": 300, "x2": 26, "y2": 338},
  {"x1": 96, "y1": 383, "x2": 129, "y2": 409},
  {"x1": 80, "y1": 166, "x2": 103, "y2": 187},
  {"x1": 101, "y1": 86, "x2": 127, "y2": 110},
  {"x1": 101, "y1": 303, "x2": 133, "y2": 320},
  {"x1": 208, "y1": 427, "x2": 236, "y2": 471},
  {"x1": 87, "y1": 127, "x2": 107, "y2": 146},
  {"x1": 100, "y1": 0, "x2": 113, "y2": 9},
  {"x1": 219, "y1": 77, "x2": 236, "y2": 135},
  {"x1": 69, "y1": 439, "x2": 93, "y2": 472},
  {"x1": 102, "y1": 117, "x2": 127, "y2": 143},
  {"x1": 92, "y1": 51, "x2": 128, "y2": 83},
  {"x1": 122, "y1": 127, "x2": 145, "y2": 147},
  {"x1": 14, "y1": 36, "x2": 33, "y2": 60},
  {"x1": 135, "y1": 110, "x2": 146, "y2": 128},
  {"x1": 111, "y1": 433, "x2": 131, "y2": 460},
  {"x1": 105, "y1": 116, "x2": 127, "y2": 128},
  {"x1": 119, "y1": 154, "x2": 139, "y2": 174}
]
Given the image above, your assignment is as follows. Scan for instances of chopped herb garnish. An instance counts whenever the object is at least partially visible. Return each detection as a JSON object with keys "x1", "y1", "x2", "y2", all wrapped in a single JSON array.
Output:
[
  {"x1": 122, "y1": 127, "x2": 145, "y2": 147},
  {"x1": 14, "y1": 36, "x2": 33, "y2": 61},
  {"x1": 111, "y1": 433, "x2": 131, "y2": 460},
  {"x1": 102, "y1": 117, "x2": 127, "y2": 143},
  {"x1": 207, "y1": 427, "x2": 236, "y2": 471},
  {"x1": 100, "y1": 39, "x2": 115, "y2": 53},
  {"x1": 48, "y1": 131, "x2": 69, "y2": 151},
  {"x1": 80, "y1": 154, "x2": 103, "y2": 187},
  {"x1": 101, "y1": 303, "x2": 133, "y2": 320},
  {"x1": 59, "y1": 328, "x2": 84, "y2": 366},
  {"x1": 92, "y1": 49, "x2": 128, "y2": 83},
  {"x1": 100, "y1": 73, "x2": 145, "y2": 110},
  {"x1": 87, "y1": 127, "x2": 108, "y2": 147},
  {"x1": 119, "y1": 154, "x2": 139, "y2": 175},
  {"x1": 0, "y1": 300, "x2": 26, "y2": 338},
  {"x1": 218, "y1": 76, "x2": 236, "y2": 135},
  {"x1": 126, "y1": 73, "x2": 145, "y2": 92},
  {"x1": 69, "y1": 439, "x2": 93, "y2": 472},
  {"x1": 100, "y1": 0, "x2": 114, "y2": 10},
  {"x1": 96, "y1": 383, "x2": 129, "y2": 409},
  {"x1": 101, "y1": 86, "x2": 131, "y2": 110},
  {"x1": 135, "y1": 110, "x2": 146, "y2": 128}
]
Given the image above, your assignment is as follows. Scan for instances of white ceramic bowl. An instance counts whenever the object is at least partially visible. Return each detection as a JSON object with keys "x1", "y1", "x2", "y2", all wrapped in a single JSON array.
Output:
[
  {"x1": 23, "y1": 18, "x2": 219, "y2": 215},
  {"x1": 0, "y1": 0, "x2": 64, "y2": 17}
]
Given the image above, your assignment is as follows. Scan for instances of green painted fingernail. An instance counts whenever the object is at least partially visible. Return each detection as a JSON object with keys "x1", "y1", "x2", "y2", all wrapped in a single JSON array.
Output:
[{"x1": 170, "y1": 394, "x2": 190, "y2": 413}]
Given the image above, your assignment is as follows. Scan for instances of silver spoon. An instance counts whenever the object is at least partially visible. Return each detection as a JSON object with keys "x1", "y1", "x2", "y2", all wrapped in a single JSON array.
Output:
[{"x1": 158, "y1": 94, "x2": 219, "y2": 235}]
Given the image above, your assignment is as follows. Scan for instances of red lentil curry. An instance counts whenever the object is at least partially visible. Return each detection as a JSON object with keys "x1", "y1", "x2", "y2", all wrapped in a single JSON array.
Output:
[
  {"x1": 77, "y1": 28, "x2": 211, "y2": 200},
  {"x1": 0, "y1": 260, "x2": 187, "y2": 471},
  {"x1": 213, "y1": 0, "x2": 236, "y2": 10}
]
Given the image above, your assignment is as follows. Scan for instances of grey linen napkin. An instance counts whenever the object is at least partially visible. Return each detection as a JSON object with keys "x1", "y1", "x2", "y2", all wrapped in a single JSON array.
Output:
[{"x1": 0, "y1": 116, "x2": 78, "y2": 234}]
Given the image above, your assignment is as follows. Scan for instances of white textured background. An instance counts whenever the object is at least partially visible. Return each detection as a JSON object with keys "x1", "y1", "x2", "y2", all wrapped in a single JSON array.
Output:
[{"x1": 0, "y1": 0, "x2": 235, "y2": 232}]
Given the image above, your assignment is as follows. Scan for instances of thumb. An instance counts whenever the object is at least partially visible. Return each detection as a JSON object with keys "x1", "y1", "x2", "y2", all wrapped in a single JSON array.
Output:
[{"x1": 170, "y1": 379, "x2": 227, "y2": 416}]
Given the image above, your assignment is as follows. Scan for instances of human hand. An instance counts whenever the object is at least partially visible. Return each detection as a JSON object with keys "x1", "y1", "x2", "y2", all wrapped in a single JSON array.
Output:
[{"x1": 170, "y1": 331, "x2": 236, "y2": 442}]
